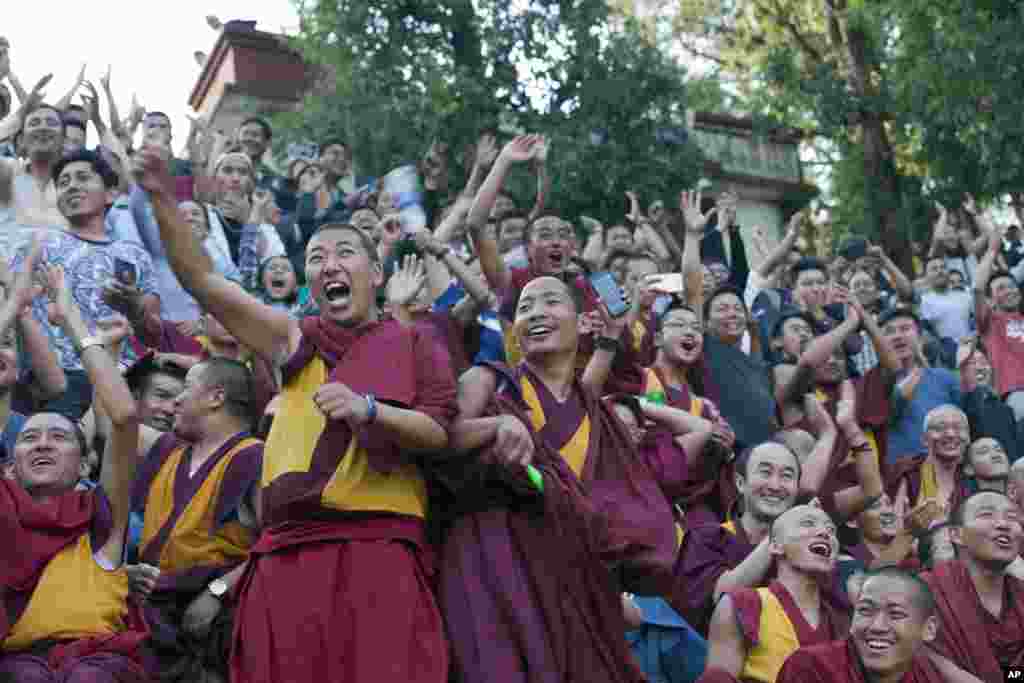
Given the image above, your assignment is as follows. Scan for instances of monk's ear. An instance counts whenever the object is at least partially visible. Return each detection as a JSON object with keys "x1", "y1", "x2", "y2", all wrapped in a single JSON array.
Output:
[
  {"x1": 734, "y1": 471, "x2": 746, "y2": 496},
  {"x1": 922, "y1": 614, "x2": 938, "y2": 643},
  {"x1": 208, "y1": 386, "x2": 227, "y2": 412}
]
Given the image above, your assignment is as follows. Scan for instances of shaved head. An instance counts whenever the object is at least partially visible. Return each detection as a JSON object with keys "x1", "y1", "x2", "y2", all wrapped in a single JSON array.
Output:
[
  {"x1": 770, "y1": 504, "x2": 830, "y2": 543},
  {"x1": 860, "y1": 568, "x2": 935, "y2": 618},
  {"x1": 519, "y1": 275, "x2": 581, "y2": 314}
]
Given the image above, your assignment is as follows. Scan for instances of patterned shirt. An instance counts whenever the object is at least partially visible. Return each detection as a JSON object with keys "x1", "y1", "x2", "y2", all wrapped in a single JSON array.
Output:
[{"x1": 7, "y1": 228, "x2": 156, "y2": 371}]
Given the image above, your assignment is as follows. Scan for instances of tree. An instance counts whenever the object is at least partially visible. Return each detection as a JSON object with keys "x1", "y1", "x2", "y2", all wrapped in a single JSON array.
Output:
[{"x1": 270, "y1": 0, "x2": 706, "y2": 225}]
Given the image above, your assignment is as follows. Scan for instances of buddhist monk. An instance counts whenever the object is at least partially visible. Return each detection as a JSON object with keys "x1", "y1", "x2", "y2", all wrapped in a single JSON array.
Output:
[
  {"x1": 135, "y1": 144, "x2": 457, "y2": 683},
  {"x1": 673, "y1": 442, "x2": 802, "y2": 634},
  {"x1": 438, "y1": 275, "x2": 676, "y2": 683},
  {"x1": 777, "y1": 568, "x2": 982, "y2": 683},
  {"x1": 128, "y1": 358, "x2": 263, "y2": 683},
  {"x1": 698, "y1": 505, "x2": 848, "y2": 683},
  {"x1": 0, "y1": 259, "x2": 145, "y2": 681},
  {"x1": 923, "y1": 490, "x2": 1024, "y2": 681}
]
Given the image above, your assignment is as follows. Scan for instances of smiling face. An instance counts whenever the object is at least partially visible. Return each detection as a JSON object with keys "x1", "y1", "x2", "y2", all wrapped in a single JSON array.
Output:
[
  {"x1": 526, "y1": 217, "x2": 576, "y2": 275},
  {"x1": 953, "y1": 491, "x2": 1024, "y2": 568},
  {"x1": 56, "y1": 160, "x2": 114, "y2": 225},
  {"x1": 776, "y1": 316, "x2": 814, "y2": 363},
  {"x1": 237, "y1": 122, "x2": 269, "y2": 161},
  {"x1": 989, "y1": 274, "x2": 1021, "y2": 312},
  {"x1": 179, "y1": 201, "x2": 209, "y2": 241},
  {"x1": 962, "y1": 349, "x2": 993, "y2": 388},
  {"x1": 13, "y1": 413, "x2": 83, "y2": 496},
  {"x1": 21, "y1": 105, "x2": 63, "y2": 161},
  {"x1": 849, "y1": 269, "x2": 879, "y2": 308},
  {"x1": 319, "y1": 143, "x2": 351, "y2": 178},
  {"x1": 771, "y1": 505, "x2": 838, "y2": 575},
  {"x1": 858, "y1": 494, "x2": 899, "y2": 543},
  {"x1": 137, "y1": 371, "x2": 185, "y2": 433},
  {"x1": 305, "y1": 226, "x2": 382, "y2": 328},
  {"x1": 923, "y1": 406, "x2": 968, "y2": 466},
  {"x1": 657, "y1": 307, "x2": 703, "y2": 367},
  {"x1": 925, "y1": 258, "x2": 948, "y2": 291},
  {"x1": 793, "y1": 267, "x2": 828, "y2": 311},
  {"x1": 737, "y1": 443, "x2": 799, "y2": 523},
  {"x1": 513, "y1": 276, "x2": 578, "y2": 361},
  {"x1": 705, "y1": 291, "x2": 747, "y2": 346},
  {"x1": 215, "y1": 156, "x2": 254, "y2": 196},
  {"x1": 852, "y1": 575, "x2": 937, "y2": 681},
  {"x1": 261, "y1": 256, "x2": 298, "y2": 301},
  {"x1": 968, "y1": 437, "x2": 1010, "y2": 480}
]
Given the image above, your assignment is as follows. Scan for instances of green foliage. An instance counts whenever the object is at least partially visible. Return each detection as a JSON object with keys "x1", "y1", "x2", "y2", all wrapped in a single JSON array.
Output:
[{"x1": 270, "y1": 0, "x2": 706, "y2": 225}]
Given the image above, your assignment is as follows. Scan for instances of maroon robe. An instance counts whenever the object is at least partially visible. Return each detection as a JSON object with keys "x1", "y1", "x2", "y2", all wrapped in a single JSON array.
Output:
[
  {"x1": 414, "y1": 311, "x2": 472, "y2": 378},
  {"x1": 0, "y1": 481, "x2": 148, "y2": 681},
  {"x1": 922, "y1": 559, "x2": 1024, "y2": 682},
  {"x1": 775, "y1": 638, "x2": 946, "y2": 683},
  {"x1": 131, "y1": 432, "x2": 262, "y2": 683},
  {"x1": 435, "y1": 362, "x2": 677, "y2": 683},
  {"x1": 882, "y1": 455, "x2": 970, "y2": 516},
  {"x1": 230, "y1": 317, "x2": 457, "y2": 683}
]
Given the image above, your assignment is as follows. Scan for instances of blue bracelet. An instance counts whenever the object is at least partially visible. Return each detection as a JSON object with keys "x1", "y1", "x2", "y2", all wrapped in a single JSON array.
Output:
[{"x1": 365, "y1": 394, "x2": 378, "y2": 424}]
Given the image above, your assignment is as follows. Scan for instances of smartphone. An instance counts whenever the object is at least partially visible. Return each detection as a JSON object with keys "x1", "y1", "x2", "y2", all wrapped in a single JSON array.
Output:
[
  {"x1": 646, "y1": 272, "x2": 684, "y2": 294},
  {"x1": 114, "y1": 258, "x2": 137, "y2": 287},
  {"x1": 589, "y1": 271, "x2": 630, "y2": 318}
]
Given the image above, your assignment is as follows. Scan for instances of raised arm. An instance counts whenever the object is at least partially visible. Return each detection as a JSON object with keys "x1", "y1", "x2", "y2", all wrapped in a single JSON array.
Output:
[
  {"x1": 134, "y1": 145, "x2": 296, "y2": 361},
  {"x1": 466, "y1": 135, "x2": 543, "y2": 295},
  {"x1": 704, "y1": 595, "x2": 748, "y2": 678},
  {"x1": 798, "y1": 395, "x2": 839, "y2": 498},
  {"x1": 868, "y1": 243, "x2": 914, "y2": 301},
  {"x1": 45, "y1": 263, "x2": 138, "y2": 565},
  {"x1": 680, "y1": 188, "x2": 713, "y2": 312},
  {"x1": 973, "y1": 229, "x2": 1001, "y2": 333},
  {"x1": 54, "y1": 63, "x2": 86, "y2": 112},
  {"x1": 776, "y1": 305, "x2": 862, "y2": 408},
  {"x1": 527, "y1": 138, "x2": 550, "y2": 222},
  {"x1": 757, "y1": 215, "x2": 801, "y2": 279}
]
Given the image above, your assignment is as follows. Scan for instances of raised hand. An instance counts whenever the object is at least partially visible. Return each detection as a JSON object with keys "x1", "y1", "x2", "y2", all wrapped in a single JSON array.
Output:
[
  {"x1": 498, "y1": 134, "x2": 543, "y2": 164},
  {"x1": 834, "y1": 379, "x2": 857, "y2": 430},
  {"x1": 387, "y1": 254, "x2": 426, "y2": 307},
  {"x1": 680, "y1": 187, "x2": 717, "y2": 236},
  {"x1": 126, "y1": 563, "x2": 160, "y2": 601},
  {"x1": 625, "y1": 191, "x2": 642, "y2": 224},
  {"x1": 100, "y1": 65, "x2": 112, "y2": 92},
  {"x1": 74, "y1": 63, "x2": 87, "y2": 88},
  {"x1": 379, "y1": 214, "x2": 403, "y2": 245},
  {"x1": 249, "y1": 188, "x2": 274, "y2": 225},
  {"x1": 80, "y1": 82, "x2": 101, "y2": 124},
  {"x1": 411, "y1": 231, "x2": 445, "y2": 258},
  {"x1": 19, "y1": 74, "x2": 53, "y2": 117},
  {"x1": 474, "y1": 133, "x2": 498, "y2": 169},
  {"x1": 803, "y1": 393, "x2": 836, "y2": 437},
  {"x1": 716, "y1": 188, "x2": 739, "y2": 229}
]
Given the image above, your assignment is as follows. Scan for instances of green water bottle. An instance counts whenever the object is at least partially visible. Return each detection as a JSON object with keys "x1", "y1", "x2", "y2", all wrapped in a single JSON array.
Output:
[{"x1": 645, "y1": 390, "x2": 667, "y2": 405}]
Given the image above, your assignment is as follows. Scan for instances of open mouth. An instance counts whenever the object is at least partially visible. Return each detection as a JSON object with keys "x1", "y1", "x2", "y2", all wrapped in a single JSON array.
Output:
[
  {"x1": 526, "y1": 323, "x2": 554, "y2": 341},
  {"x1": 994, "y1": 534, "x2": 1014, "y2": 550},
  {"x1": 879, "y1": 513, "x2": 896, "y2": 528},
  {"x1": 680, "y1": 338, "x2": 698, "y2": 352},
  {"x1": 323, "y1": 282, "x2": 351, "y2": 304},
  {"x1": 864, "y1": 639, "x2": 893, "y2": 654},
  {"x1": 547, "y1": 251, "x2": 565, "y2": 268},
  {"x1": 30, "y1": 454, "x2": 57, "y2": 468},
  {"x1": 808, "y1": 541, "x2": 833, "y2": 559},
  {"x1": 270, "y1": 278, "x2": 287, "y2": 289}
]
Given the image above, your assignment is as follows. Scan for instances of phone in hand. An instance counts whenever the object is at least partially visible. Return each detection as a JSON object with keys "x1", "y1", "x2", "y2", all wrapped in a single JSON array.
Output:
[
  {"x1": 589, "y1": 271, "x2": 630, "y2": 318},
  {"x1": 646, "y1": 272, "x2": 684, "y2": 294},
  {"x1": 114, "y1": 258, "x2": 137, "y2": 287}
]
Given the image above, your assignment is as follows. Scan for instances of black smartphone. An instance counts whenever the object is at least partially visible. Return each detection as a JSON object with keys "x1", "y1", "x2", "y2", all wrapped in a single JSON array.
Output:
[
  {"x1": 114, "y1": 258, "x2": 137, "y2": 287},
  {"x1": 589, "y1": 271, "x2": 630, "y2": 318}
]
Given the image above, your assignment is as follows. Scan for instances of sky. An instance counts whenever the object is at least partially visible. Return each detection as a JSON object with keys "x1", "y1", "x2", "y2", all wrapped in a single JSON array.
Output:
[{"x1": 3, "y1": 1, "x2": 300, "y2": 155}]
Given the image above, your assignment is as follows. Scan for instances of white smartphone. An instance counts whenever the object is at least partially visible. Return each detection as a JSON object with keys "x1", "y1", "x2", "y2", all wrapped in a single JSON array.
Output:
[{"x1": 646, "y1": 272, "x2": 684, "y2": 294}]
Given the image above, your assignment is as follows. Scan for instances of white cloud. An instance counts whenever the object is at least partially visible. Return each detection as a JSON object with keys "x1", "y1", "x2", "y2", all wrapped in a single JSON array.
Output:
[{"x1": 3, "y1": 1, "x2": 298, "y2": 152}]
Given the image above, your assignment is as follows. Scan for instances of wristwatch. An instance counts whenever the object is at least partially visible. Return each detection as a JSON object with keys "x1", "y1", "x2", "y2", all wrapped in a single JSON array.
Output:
[
  {"x1": 77, "y1": 335, "x2": 106, "y2": 354},
  {"x1": 208, "y1": 578, "x2": 229, "y2": 601}
]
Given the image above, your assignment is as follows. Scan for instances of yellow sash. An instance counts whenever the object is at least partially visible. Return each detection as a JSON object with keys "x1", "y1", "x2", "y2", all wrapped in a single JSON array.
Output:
[
  {"x1": 644, "y1": 368, "x2": 703, "y2": 416},
  {"x1": 262, "y1": 356, "x2": 427, "y2": 518},
  {"x1": 740, "y1": 588, "x2": 802, "y2": 683},
  {"x1": 141, "y1": 439, "x2": 258, "y2": 573},
  {"x1": 631, "y1": 320, "x2": 647, "y2": 352},
  {"x1": 520, "y1": 375, "x2": 590, "y2": 477},
  {"x1": 3, "y1": 535, "x2": 129, "y2": 651},
  {"x1": 918, "y1": 460, "x2": 940, "y2": 508}
]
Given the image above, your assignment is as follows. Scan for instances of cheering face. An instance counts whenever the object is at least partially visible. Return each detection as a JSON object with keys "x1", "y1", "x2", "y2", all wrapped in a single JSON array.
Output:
[
  {"x1": 0, "y1": 327, "x2": 18, "y2": 390},
  {"x1": 13, "y1": 413, "x2": 83, "y2": 495},
  {"x1": 513, "y1": 277, "x2": 578, "y2": 359},
  {"x1": 21, "y1": 105, "x2": 63, "y2": 160},
  {"x1": 968, "y1": 438, "x2": 1010, "y2": 480},
  {"x1": 925, "y1": 259, "x2": 948, "y2": 290},
  {"x1": 526, "y1": 218, "x2": 576, "y2": 276},
  {"x1": 173, "y1": 365, "x2": 212, "y2": 441},
  {"x1": 858, "y1": 494, "x2": 899, "y2": 543},
  {"x1": 772, "y1": 505, "x2": 838, "y2": 575},
  {"x1": 237, "y1": 122, "x2": 269, "y2": 161},
  {"x1": 852, "y1": 576, "x2": 936, "y2": 680},
  {"x1": 305, "y1": 227, "x2": 383, "y2": 328},
  {"x1": 705, "y1": 292, "x2": 747, "y2": 345},
  {"x1": 990, "y1": 275, "x2": 1022, "y2": 313},
  {"x1": 658, "y1": 307, "x2": 703, "y2": 366},
  {"x1": 777, "y1": 316, "x2": 814, "y2": 363},
  {"x1": 793, "y1": 267, "x2": 828, "y2": 310},
  {"x1": 216, "y1": 157, "x2": 254, "y2": 197},
  {"x1": 963, "y1": 350, "x2": 993, "y2": 388},
  {"x1": 138, "y1": 371, "x2": 185, "y2": 433},
  {"x1": 849, "y1": 270, "x2": 879, "y2": 309},
  {"x1": 923, "y1": 408, "x2": 968, "y2": 466},
  {"x1": 56, "y1": 161, "x2": 112, "y2": 223},
  {"x1": 954, "y1": 492, "x2": 1024, "y2": 567},
  {"x1": 737, "y1": 444, "x2": 799, "y2": 523},
  {"x1": 142, "y1": 114, "x2": 172, "y2": 146},
  {"x1": 261, "y1": 256, "x2": 298, "y2": 302}
]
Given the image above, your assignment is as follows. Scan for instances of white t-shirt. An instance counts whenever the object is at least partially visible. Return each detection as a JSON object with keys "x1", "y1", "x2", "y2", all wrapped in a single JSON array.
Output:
[{"x1": 920, "y1": 289, "x2": 974, "y2": 340}]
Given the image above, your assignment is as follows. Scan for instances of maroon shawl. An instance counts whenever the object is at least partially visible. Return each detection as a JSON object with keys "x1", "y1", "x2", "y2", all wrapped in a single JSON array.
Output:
[
  {"x1": 775, "y1": 638, "x2": 946, "y2": 683},
  {"x1": 923, "y1": 559, "x2": 1024, "y2": 681}
]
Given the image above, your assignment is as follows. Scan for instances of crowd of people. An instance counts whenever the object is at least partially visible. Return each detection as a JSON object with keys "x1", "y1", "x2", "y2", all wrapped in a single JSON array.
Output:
[{"x1": 1, "y1": 32, "x2": 1024, "y2": 683}]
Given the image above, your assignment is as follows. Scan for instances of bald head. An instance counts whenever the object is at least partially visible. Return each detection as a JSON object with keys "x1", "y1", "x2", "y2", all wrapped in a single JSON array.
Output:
[
  {"x1": 770, "y1": 504, "x2": 829, "y2": 543},
  {"x1": 860, "y1": 568, "x2": 935, "y2": 618},
  {"x1": 519, "y1": 275, "x2": 580, "y2": 314}
]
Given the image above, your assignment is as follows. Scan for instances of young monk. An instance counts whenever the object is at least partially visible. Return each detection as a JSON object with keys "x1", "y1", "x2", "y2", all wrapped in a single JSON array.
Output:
[
  {"x1": 777, "y1": 568, "x2": 983, "y2": 683},
  {"x1": 698, "y1": 505, "x2": 849, "y2": 683},
  {"x1": 135, "y1": 144, "x2": 457, "y2": 683},
  {"x1": 923, "y1": 490, "x2": 1024, "y2": 680},
  {"x1": 0, "y1": 258, "x2": 144, "y2": 681},
  {"x1": 438, "y1": 275, "x2": 676, "y2": 683},
  {"x1": 127, "y1": 358, "x2": 263, "y2": 683}
]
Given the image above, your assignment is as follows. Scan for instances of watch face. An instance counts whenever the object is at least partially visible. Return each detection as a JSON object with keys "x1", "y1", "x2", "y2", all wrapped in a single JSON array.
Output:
[{"x1": 210, "y1": 579, "x2": 228, "y2": 596}]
